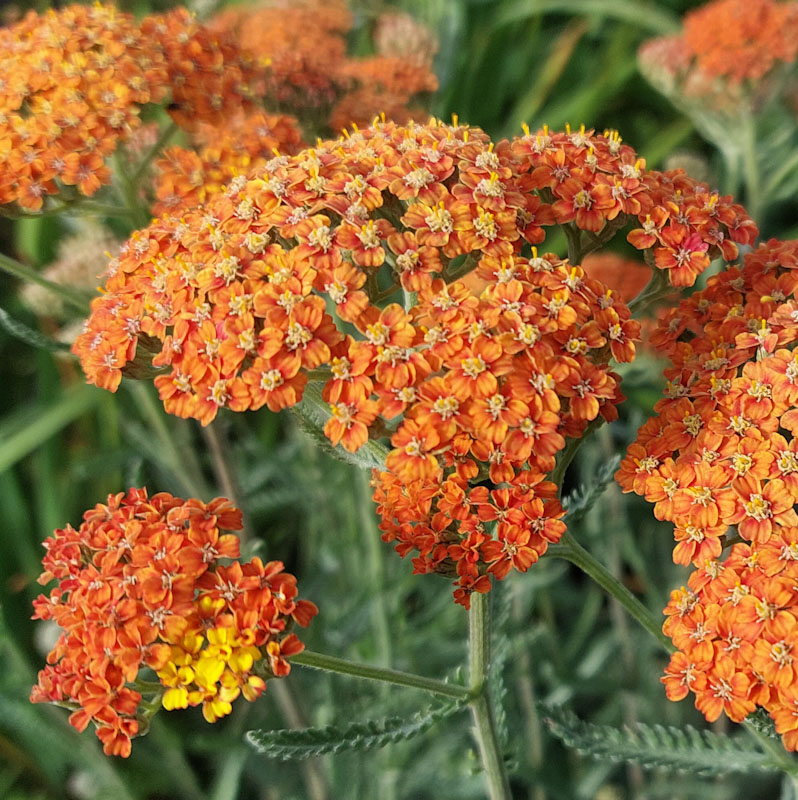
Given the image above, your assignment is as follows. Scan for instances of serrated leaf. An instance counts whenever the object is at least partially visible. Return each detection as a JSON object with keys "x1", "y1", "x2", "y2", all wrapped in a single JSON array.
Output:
[
  {"x1": 292, "y1": 382, "x2": 389, "y2": 471},
  {"x1": 544, "y1": 705, "x2": 780, "y2": 777},
  {"x1": 246, "y1": 702, "x2": 462, "y2": 761},
  {"x1": 562, "y1": 454, "x2": 621, "y2": 524}
]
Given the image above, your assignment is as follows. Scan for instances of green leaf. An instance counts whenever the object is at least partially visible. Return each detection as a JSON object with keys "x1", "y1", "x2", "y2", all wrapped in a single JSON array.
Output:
[
  {"x1": 0, "y1": 306, "x2": 71, "y2": 352},
  {"x1": 562, "y1": 454, "x2": 621, "y2": 524},
  {"x1": 493, "y1": 0, "x2": 679, "y2": 35},
  {"x1": 0, "y1": 384, "x2": 102, "y2": 474},
  {"x1": 292, "y1": 382, "x2": 389, "y2": 471},
  {"x1": 544, "y1": 705, "x2": 781, "y2": 777},
  {"x1": 246, "y1": 702, "x2": 462, "y2": 761}
]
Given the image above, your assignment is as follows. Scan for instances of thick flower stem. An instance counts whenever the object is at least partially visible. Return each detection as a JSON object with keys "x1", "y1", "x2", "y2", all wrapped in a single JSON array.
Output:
[
  {"x1": 291, "y1": 650, "x2": 470, "y2": 701},
  {"x1": 548, "y1": 531, "x2": 674, "y2": 653},
  {"x1": 628, "y1": 263, "x2": 673, "y2": 318},
  {"x1": 468, "y1": 592, "x2": 513, "y2": 800}
]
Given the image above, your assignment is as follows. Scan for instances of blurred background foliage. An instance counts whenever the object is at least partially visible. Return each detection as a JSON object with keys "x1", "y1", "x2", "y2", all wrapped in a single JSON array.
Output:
[{"x1": 0, "y1": 0, "x2": 794, "y2": 798}]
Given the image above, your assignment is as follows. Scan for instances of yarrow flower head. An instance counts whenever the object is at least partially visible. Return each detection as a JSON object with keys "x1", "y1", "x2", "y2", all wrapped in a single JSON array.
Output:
[
  {"x1": 618, "y1": 239, "x2": 798, "y2": 565},
  {"x1": 683, "y1": 0, "x2": 798, "y2": 85},
  {"x1": 73, "y1": 116, "x2": 757, "y2": 605},
  {"x1": 0, "y1": 4, "x2": 264, "y2": 211},
  {"x1": 210, "y1": 0, "x2": 438, "y2": 131},
  {"x1": 616, "y1": 238, "x2": 798, "y2": 743},
  {"x1": 153, "y1": 110, "x2": 306, "y2": 217},
  {"x1": 661, "y1": 538, "x2": 798, "y2": 749},
  {"x1": 639, "y1": 0, "x2": 798, "y2": 116},
  {"x1": 30, "y1": 488, "x2": 317, "y2": 757}
]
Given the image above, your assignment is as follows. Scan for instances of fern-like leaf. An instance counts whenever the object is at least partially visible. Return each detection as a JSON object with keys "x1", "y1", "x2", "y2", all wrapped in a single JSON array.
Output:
[
  {"x1": 246, "y1": 702, "x2": 462, "y2": 761},
  {"x1": 562, "y1": 454, "x2": 621, "y2": 524},
  {"x1": 292, "y1": 382, "x2": 389, "y2": 471},
  {"x1": 544, "y1": 705, "x2": 780, "y2": 777}
]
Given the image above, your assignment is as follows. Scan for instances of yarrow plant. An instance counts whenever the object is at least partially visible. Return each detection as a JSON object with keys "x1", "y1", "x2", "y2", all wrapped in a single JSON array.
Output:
[
  {"x1": 9, "y1": 0, "x2": 798, "y2": 797},
  {"x1": 210, "y1": 0, "x2": 438, "y2": 132}
]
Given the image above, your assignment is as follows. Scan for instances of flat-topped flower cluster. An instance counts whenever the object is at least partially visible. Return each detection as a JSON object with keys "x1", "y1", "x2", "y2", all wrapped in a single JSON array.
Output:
[
  {"x1": 153, "y1": 110, "x2": 306, "y2": 217},
  {"x1": 617, "y1": 238, "x2": 798, "y2": 748},
  {"x1": 210, "y1": 0, "x2": 438, "y2": 131},
  {"x1": 30, "y1": 488, "x2": 316, "y2": 757},
  {"x1": 0, "y1": 4, "x2": 264, "y2": 212},
  {"x1": 71, "y1": 118, "x2": 759, "y2": 604},
  {"x1": 639, "y1": 0, "x2": 798, "y2": 114}
]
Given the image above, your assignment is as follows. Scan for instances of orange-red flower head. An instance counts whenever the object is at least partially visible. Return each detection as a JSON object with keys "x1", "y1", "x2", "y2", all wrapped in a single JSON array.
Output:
[{"x1": 30, "y1": 488, "x2": 316, "y2": 757}]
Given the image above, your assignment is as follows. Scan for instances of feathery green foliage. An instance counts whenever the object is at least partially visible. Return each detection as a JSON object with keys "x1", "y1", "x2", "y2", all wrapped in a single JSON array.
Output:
[
  {"x1": 545, "y1": 705, "x2": 782, "y2": 777},
  {"x1": 246, "y1": 702, "x2": 464, "y2": 760}
]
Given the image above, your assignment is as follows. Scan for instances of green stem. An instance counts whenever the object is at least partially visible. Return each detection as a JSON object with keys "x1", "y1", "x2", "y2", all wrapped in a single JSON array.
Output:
[
  {"x1": 628, "y1": 263, "x2": 673, "y2": 318},
  {"x1": 549, "y1": 418, "x2": 604, "y2": 492},
  {"x1": 133, "y1": 121, "x2": 178, "y2": 186},
  {"x1": 0, "y1": 201, "x2": 136, "y2": 221},
  {"x1": 291, "y1": 650, "x2": 470, "y2": 701},
  {"x1": 444, "y1": 251, "x2": 479, "y2": 283},
  {"x1": 201, "y1": 421, "x2": 252, "y2": 543},
  {"x1": 0, "y1": 251, "x2": 90, "y2": 313},
  {"x1": 66, "y1": 201, "x2": 139, "y2": 219},
  {"x1": 126, "y1": 382, "x2": 209, "y2": 499},
  {"x1": 740, "y1": 109, "x2": 762, "y2": 223},
  {"x1": 548, "y1": 531, "x2": 673, "y2": 653},
  {"x1": 468, "y1": 592, "x2": 512, "y2": 800},
  {"x1": 114, "y1": 151, "x2": 150, "y2": 229},
  {"x1": 564, "y1": 224, "x2": 583, "y2": 264}
]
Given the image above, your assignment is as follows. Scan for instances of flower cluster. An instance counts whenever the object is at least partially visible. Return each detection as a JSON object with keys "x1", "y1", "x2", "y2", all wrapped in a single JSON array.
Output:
[
  {"x1": 211, "y1": 0, "x2": 351, "y2": 113},
  {"x1": 153, "y1": 111, "x2": 305, "y2": 217},
  {"x1": 0, "y1": 4, "x2": 263, "y2": 211},
  {"x1": 662, "y1": 538, "x2": 798, "y2": 750},
  {"x1": 617, "y1": 239, "x2": 798, "y2": 565},
  {"x1": 327, "y1": 56, "x2": 439, "y2": 131},
  {"x1": 210, "y1": 0, "x2": 438, "y2": 131},
  {"x1": 372, "y1": 250, "x2": 646, "y2": 605},
  {"x1": 73, "y1": 117, "x2": 757, "y2": 604},
  {"x1": 616, "y1": 238, "x2": 798, "y2": 741},
  {"x1": 639, "y1": 0, "x2": 798, "y2": 115},
  {"x1": 684, "y1": 0, "x2": 798, "y2": 85},
  {"x1": 74, "y1": 119, "x2": 644, "y2": 420},
  {"x1": 30, "y1": 488, "x2": 317, "y2": 757},
  {"x1": 514, "y1": 124, "x2": 755, "y2": 287}
]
